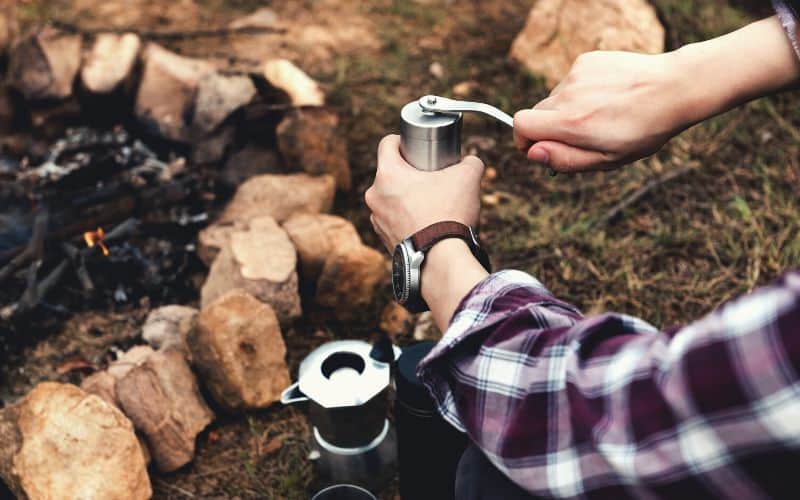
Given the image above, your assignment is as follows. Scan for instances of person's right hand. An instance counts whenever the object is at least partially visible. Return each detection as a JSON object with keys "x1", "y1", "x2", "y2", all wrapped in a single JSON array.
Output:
[{"x1": 513, "y1": 50, "x2": 693, "y2": 173}]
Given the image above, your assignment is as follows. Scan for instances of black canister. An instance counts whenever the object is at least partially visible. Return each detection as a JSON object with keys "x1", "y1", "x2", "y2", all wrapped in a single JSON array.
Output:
[{"x1": 395, "y1": 342, "x2": 467, "y2": 500}]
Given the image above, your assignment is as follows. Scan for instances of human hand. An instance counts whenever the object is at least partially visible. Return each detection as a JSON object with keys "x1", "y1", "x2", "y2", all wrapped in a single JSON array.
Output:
[
  {"x1": 513, "y1": 50, "x2": 692, "y2": 173},
  {"x1": 365, "y1": 134, "x2": 484, "y2": 251}
]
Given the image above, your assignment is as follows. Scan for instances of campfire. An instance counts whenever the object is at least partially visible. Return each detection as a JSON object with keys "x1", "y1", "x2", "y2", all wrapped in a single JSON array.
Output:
[{"x1": 0, "y1": 14, "x2": 390, "y2": 500}]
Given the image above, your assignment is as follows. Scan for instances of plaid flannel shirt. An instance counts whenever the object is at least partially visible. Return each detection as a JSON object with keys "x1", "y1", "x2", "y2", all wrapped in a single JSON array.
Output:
[
  {"x1": 417, "y1": 8, "x2": 800, "y2": 497},
  {"x1": 418, "y1": 270, "x2": 800, "y2": 498}
]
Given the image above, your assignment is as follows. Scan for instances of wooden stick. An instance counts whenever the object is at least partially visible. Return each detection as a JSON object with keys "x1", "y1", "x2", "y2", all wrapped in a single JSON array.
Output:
[
  {"x1": 49, "y1": 20, "x2": 286, "y2": 40},
  {"x1": 593, "y1": 160, "x2": 701, "y2": 229},
  {"x1": 0, "y1": 211, "x2": 49, "y2": 284}
]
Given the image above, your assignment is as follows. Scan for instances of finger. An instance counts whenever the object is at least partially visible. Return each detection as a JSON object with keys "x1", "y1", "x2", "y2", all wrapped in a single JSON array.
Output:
[
  {"x1": 549, "y1": 80, "x2": 566, "y2": 97},
  {"x1": 532, "y1": 95, "x2": 558, "y2": 110},
  {"x1": 377, "y1": 134, "x2": 414, "y2": 172},
  {"x1": 513, "y1": 109, "x2": 577, "y2": 144},
  {"x1": 513, "y1": 129, "x2": 533, "y2": 151},
  {"x1": 458, "y1": 155, "x2": 485, "y2": 180},
  {"x1": 527, "y1": 141, "x2": 620, "y2": 173}
]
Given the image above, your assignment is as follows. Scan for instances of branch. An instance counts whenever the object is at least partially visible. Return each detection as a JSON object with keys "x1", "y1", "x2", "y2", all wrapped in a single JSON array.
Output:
[
  {"x1": 0, "y1": 211, "x2": 49, "y2": 284},
  {"x1": 593, "y1": 160, "x2": 700, "y2": 229},
  {"x1": 49, "y1": 20, "x2": 286, "y2": 40}
]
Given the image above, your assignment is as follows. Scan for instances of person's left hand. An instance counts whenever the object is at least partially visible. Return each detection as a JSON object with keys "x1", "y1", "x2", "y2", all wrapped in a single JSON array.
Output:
[{"x1": 365, "y1": 134, "x2": 485, "y2": 251}]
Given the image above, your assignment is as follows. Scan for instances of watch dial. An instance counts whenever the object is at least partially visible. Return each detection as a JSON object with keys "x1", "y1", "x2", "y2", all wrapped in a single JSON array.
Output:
[{"x1": 392, "y1": 247, "x2": 405, "y2": 301}]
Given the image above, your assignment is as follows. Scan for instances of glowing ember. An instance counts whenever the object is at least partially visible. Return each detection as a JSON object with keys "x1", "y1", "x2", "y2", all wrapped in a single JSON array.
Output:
[{"x1": 83, "y1": 227, "x2": 109, "y2": 256}]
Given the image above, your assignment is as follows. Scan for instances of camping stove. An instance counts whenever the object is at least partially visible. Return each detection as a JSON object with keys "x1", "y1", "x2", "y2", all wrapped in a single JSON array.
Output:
[{"x1": 281, "y1": 340, "x2": 399, "y2": 493}]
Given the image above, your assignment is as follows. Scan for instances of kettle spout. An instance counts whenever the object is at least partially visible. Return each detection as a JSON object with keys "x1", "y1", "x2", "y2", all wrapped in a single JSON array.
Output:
[{"x1": 280, "y1": 382, "x2": 309, "y2": 405}]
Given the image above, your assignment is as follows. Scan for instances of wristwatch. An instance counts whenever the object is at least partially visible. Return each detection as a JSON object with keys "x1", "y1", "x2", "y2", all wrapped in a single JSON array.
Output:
[{"x1": 392, "y1": 221, "x2": 491, "y2": 313}]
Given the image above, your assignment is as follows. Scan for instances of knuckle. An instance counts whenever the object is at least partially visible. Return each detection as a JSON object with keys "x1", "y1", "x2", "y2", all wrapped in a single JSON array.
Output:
[{"x1": 364, "y1": 187, "x2": 377, "y2": 208}]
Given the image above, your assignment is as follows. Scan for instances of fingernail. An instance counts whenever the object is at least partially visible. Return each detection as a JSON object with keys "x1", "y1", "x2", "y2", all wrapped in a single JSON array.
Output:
[{"x1": 529, "y1": 148, "x2": 549, "y2": 164}]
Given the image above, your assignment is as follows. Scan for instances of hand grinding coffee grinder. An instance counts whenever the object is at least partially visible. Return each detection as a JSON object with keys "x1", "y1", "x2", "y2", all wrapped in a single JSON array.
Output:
[{"x1": 391, "y1": 95, "x2": 521, "y2": 499}]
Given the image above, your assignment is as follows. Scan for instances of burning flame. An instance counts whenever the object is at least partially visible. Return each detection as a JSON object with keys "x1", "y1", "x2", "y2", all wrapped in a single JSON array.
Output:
[{"x1": 83, "y1": 227, "x2": 109, "y2": 256}]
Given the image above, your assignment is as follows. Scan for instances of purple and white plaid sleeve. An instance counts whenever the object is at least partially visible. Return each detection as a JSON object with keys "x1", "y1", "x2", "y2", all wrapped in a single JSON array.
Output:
[
  {"x1": 417, "y1": 269, "x2": 800, "y2": 497},
  {"x1": 774, "y1": 0, "x2": 800, "y2": 59}
]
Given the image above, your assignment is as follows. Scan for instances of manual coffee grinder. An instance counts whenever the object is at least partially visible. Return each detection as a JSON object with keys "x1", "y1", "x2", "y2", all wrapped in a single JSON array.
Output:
[{"x1": 280, "y1": 340, "x2": 399, "y2": 494}]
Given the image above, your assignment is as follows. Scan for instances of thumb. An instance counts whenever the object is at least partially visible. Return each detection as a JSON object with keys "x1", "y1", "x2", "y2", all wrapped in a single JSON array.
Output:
[
  {"x1": 528, "y1": 141, "x2": 619, "y2": 173},
  {"x1": 455, "y1": 155, "x2": 485, "y2": 180}
]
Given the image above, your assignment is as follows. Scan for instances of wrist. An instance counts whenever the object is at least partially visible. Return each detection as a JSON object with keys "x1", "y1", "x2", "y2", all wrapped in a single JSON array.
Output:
[{"x1": 421, "y1": 238, "x2": 489, "y2": 331}]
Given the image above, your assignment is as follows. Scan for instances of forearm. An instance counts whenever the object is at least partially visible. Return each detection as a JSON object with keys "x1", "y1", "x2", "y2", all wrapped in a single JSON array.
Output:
[
  {"x1": 418, "y1": 269, "x2": 800, "y2": 496},
  {"x1": 420, "y1": 239, "x2": 489, "y2": 332},
  {"x1": 675, "y1": 16, "x2": 800, "y2": 127}
]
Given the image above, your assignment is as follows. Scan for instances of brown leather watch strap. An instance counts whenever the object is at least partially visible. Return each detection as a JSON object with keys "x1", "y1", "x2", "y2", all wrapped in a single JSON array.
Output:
[{"x1": 411, "y1": 221, "x2": 476, "y2": 253}]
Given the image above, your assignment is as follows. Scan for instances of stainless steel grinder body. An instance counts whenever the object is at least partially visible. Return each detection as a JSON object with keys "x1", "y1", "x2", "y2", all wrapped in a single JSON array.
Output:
[{"x1": 400, "y1": 101, "x2": 462, "y2": 171}]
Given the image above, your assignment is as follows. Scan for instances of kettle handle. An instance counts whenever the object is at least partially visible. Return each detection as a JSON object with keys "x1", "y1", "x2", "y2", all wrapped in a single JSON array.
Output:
[{"x1": 280, "y1": 382, "x2": 309, "y2": 405}]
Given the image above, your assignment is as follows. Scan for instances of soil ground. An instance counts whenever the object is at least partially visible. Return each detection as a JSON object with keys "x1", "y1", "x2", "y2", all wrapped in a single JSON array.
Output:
[{"x1": 3, "y1": 0, "x2": 799, "y2": 498}]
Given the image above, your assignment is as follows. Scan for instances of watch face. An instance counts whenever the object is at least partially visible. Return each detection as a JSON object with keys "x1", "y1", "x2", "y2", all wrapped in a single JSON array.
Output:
[{"x1": 392, "y1": 245, "x2": 407, "y2": 302}]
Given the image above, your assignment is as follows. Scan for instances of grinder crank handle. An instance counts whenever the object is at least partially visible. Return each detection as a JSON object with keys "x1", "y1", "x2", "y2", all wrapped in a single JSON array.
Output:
[{"x1": 418, "y1": 95, "x2": 557, "y2": 177}]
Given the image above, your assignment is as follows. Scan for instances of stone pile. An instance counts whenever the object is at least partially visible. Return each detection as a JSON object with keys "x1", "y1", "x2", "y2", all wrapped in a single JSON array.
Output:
[
  {"x1": 0, "y1": 24, "x2": 353, "y2": 175},
  {"x1": 0, "y1": 14, "x2": 393, "y2": 499}
]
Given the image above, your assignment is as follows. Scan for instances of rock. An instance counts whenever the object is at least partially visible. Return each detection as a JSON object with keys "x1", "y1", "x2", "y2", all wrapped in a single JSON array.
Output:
[
  {"x1": 192, "y1": 73, "x2": 256, "y2": 135},
  {"x1": 219, "y1": 173, "x2": 335, "y2": 225},
  {"x1": 8, "y1": 27, "x2": 82, "y2": 101},
  {"x1": 191, "y1": 123, "x2": 234, "y2": 165},
  {"x1": 283, "y1": 213, "x2": 362, "y2": 281},
  {"x1": 135, "y1": 43, "x2": 214, "y2": 141},
  {"x1": 379, "y1": 302, "x2": 414, "y2": 340},
  {"x1": 316, "y1": 244, "x2": 387, "y2": 322},
  {"x1": 0, "y1": 382, "x2": 151, "y2": 500},
  {"x1": 277, "y1": 108, "x2": 351, "y2": 190},
  {"x1": 0, "y1": 6, "x2": 17, "y2": 55},
  {"x1": 452, "y1": 80, "x2": 479, "y2": 98},
  {"x1": 229, "y1": 7, "x2": 278, "y2": 30},
  {"x1": 80, "y1": 371, "x2": 152, "y2": 465},
  {"x1": 80, "y1": 370, "x2": 119, "y2": 406},
  {"x1": 221, "y1": 144, "x2": 284, "y2": 189},
  {"x1": 190, "y1": 289, "x2": 291, "y2": 411},
  {"x1": 197, "y1": 221, "x2": 239, "y2": 267},
  {"x1": 201, "y1": 216, "x2": 301, "y2": 324},
  {"x1": 81, "y1": 33, "x2": 141, "y2": 94},
  {"x1": 509, "y1": 0, "x2": 665, "y2": 88},
  {"x1": 107, "y1": 345, "x2": 155, "y2": 381},
  {"x1": 413, "y1": 311, "x2": 442, "y2": 342},
  {"x1": 141, "y1": 305, "x2": 198, "y2": 356},
  {"x1": 263, "y1": 59, "x2": 324, "y2": 107},
  {"x1": 117, "y1": 349, "x2": 214, "y2": 472}
]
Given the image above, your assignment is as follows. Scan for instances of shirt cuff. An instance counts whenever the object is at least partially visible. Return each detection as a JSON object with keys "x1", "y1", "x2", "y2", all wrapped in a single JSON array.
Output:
[
  {"x1": 416, "y1": 270, "x2": 580, "y2": 431},
  {"x1": 774, "y1": 0, "x2": 800, "y2": 60}
]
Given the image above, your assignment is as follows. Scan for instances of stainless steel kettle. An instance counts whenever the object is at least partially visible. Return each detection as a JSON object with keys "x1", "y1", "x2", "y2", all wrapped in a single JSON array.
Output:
[{"x1": 281, "y1": 340, "x2": 399, "y2": 492}]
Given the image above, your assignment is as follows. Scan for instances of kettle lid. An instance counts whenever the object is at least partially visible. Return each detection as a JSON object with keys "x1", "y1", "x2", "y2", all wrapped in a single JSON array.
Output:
[{"x1": 297, "y1": 340, "x2": 391, "y2": 409}]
